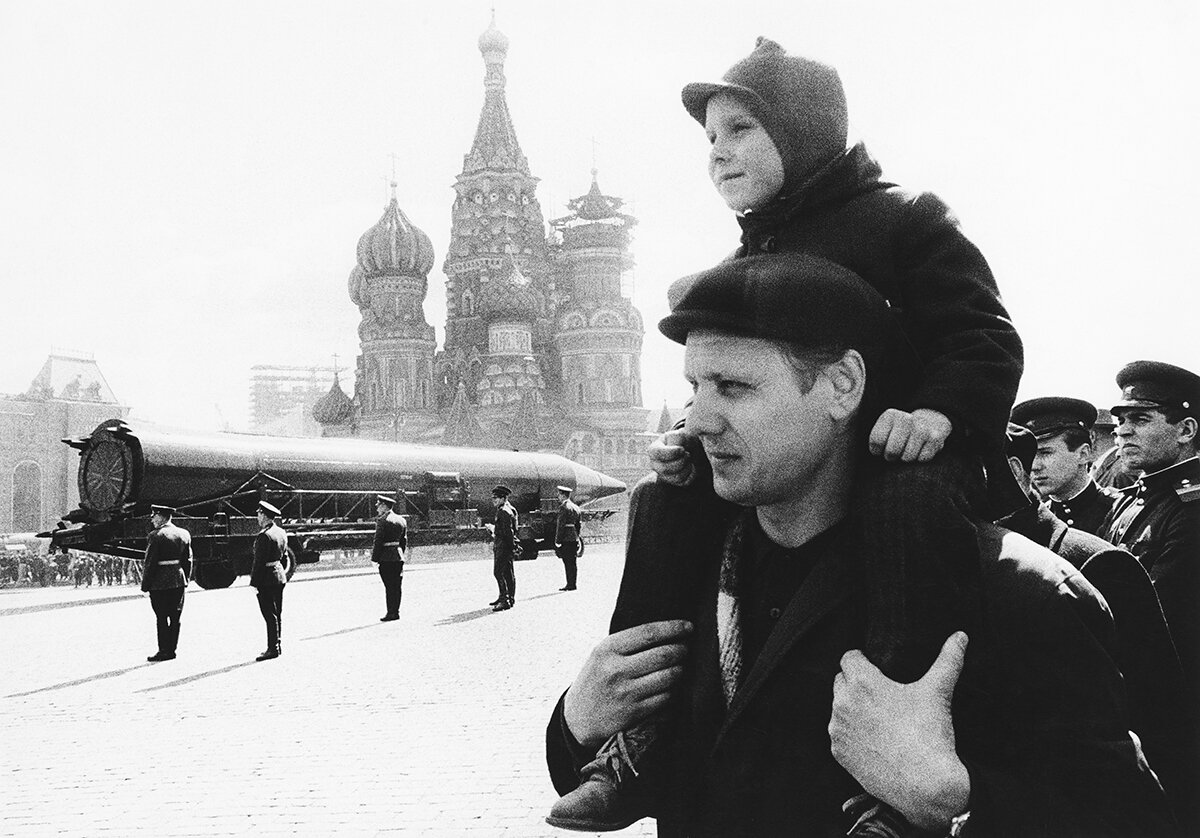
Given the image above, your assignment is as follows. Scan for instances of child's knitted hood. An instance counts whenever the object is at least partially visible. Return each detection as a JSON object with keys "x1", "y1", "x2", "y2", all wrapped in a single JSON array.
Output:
[{"x1": 682, "y1": 37, "x2": 849, "y2": 195}]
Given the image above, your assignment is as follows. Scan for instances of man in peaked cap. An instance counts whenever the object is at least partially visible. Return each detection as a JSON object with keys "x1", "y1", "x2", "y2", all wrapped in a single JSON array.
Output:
[
  {"x1": 554, "y1": 486, "x2": 582, "y2": 592},
  {"x1": 547, "y1": 253, "x2": 1170, "y2": 836},
  {"x1": 141, "y1": 504, "x2": 192, "y2": 662},
  {"x1": 1012, "y1": 396, "x2": 1119, "y2": 536},
  {"x1": 1102, "y1": 361, "x2": 1200, "y2": 692},
  {"x1": 249, "y1": 500, "x2": 288, "y2": 661},
  {"x1": 490, "y1": 485, "x2": 519, "y2": 611},
  {"x1": 372, "y1": 494, "x2": 407, "y2": 622}
]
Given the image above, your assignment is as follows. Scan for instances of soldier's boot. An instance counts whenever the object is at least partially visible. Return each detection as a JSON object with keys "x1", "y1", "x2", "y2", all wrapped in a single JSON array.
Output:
[{"x1": 546, "y1": 728, "x2": 652, "y2": 832}]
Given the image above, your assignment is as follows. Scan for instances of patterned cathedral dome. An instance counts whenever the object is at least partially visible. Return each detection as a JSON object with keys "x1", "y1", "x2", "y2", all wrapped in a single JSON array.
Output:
[
  {"x1": 356, "y1": 189, "x2": 435, "y2": 278},
  {"x1": 312, "y1": 376, "x2": 355, "y2": 425}
]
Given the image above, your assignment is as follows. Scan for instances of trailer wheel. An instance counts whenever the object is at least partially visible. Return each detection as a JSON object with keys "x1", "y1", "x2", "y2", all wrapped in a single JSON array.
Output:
[
  {"x1": 193, "y1": 561, "x2": 237, "y2": 590},
  {"x1": 283, "y1": 547, "x2": 296, "y2": 581},
  {"x1": 576, "y1": 536, "x2": 585, "y2": 558}
]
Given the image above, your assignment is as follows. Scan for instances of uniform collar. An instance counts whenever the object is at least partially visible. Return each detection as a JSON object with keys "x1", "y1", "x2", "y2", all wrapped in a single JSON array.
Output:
[{"x1": 1136, "y1": 455, "x2": 1200, "y2": 493}]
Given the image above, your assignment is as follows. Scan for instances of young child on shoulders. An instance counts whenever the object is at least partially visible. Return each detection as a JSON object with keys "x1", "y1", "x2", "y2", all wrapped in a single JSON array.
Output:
[{"x1": 547, "y1": 37, "x2": 1023, "y2": 834}]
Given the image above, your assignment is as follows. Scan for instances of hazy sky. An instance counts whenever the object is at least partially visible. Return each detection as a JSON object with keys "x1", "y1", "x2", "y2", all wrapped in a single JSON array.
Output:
[{"x1": 2, "y1": 1, "x2": 1196, "y2": 432}]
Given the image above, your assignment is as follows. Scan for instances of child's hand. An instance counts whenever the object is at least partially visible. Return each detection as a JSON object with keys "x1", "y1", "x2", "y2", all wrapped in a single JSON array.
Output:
[
  {"x1": 868, "y1": 409, "x2": 953, "y2": 462},
  {"x1": 648, "y1": 429, "x2": 697, "y2": 486}
]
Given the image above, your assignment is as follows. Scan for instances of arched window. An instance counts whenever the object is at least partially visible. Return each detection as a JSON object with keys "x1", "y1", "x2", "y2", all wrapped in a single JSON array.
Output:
[{"x1": 12, "y1": 461, "x2": 42, "y2": 532}]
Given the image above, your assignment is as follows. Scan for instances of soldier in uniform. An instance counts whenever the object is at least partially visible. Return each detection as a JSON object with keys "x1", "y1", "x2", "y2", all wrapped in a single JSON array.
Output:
[
  {"x1": 490, "y1": 485, "x2": 518, "y2": 611},
  {"x1": 141, "y1": 504, "x2": 192, "y2": 662},
  {"x1": 1011, "y1": 396, "x2": 1119, "y2": 536},
  {"x1": 554, "y1": 485, "x2": 582, "y2": 591},
  {"x1": 1101, "y1": 361, "x2": 1200, "y2": 706},
  {"x1": 250, "y1": 500, "x2": 288, "y2": 661},
  {"x1": 372, "y1": 494, "x2": 407, "y2": 622}
]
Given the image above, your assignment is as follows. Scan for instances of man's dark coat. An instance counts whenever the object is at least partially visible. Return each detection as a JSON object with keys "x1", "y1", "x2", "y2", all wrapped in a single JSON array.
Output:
[{"x1": 548, "y1": 478, "x2": 1172, "y2": 837}]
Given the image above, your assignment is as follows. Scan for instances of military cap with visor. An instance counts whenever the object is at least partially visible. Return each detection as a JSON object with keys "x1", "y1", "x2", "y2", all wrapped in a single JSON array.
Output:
[
  {"x1": 1011, "y1": 397, "x2": 1098, "y2": 440},
  {"x1": 149, "y1": 504, "x2": 176, "y2": 516},
  {"x1": 491, "y1": 485, "x2": 512, "y2": 498},
  {"x1": 1111, "y1": 360, "x2": 1200, "y2": 417},
  {"x1": 376, "y1": 494, "x2": 397, "y2": 507},
  {"x1": 257, "y1": 500, "x2": 281, "y2": 518}
]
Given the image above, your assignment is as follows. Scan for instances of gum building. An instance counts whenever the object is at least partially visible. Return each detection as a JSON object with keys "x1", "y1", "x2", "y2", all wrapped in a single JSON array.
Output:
[
  {"x1": 315, "y1": 16, "x2": 650, "y2": 487},
  {"x1": 0, "y1": 353, "x2": 129, "y2": 532}
]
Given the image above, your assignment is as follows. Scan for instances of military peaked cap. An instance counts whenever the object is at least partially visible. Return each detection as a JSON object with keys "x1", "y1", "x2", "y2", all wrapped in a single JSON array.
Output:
[
  {"x1": 556, "y1": 485, "x2": 573, "y2": 494},
  {"x1": 491, "y1": 485, "x2": 512, "y2": 498},
  {"x1": 1011, "y1": 397, "x2": 1097, "y2": 439},
  {"x1": 1112, "y1": 360, "x2": 1200, "y2": 417},
  {"x1": 257, "y1": 500, "x2": 281, "y2": 517},
  {"x1": 149, "y1": 504, "x2": 176, "y2": 516},
  {"x1": 376, "y1": 494, "x2": 397, "y2": 507}
]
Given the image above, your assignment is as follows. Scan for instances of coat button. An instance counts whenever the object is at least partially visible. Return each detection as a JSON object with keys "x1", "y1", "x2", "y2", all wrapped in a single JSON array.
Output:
[
  {"x1": 760, "y1": 236, "x2": 777, "y2": 253},
  {"x1": 768, "y1": 607, "x2": 781, "y2": 619}
]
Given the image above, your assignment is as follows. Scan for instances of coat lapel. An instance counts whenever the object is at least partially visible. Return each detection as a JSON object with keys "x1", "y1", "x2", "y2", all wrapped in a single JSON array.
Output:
[{"x1": 717, "y1": 529, "x2": 859, "y2": 739}]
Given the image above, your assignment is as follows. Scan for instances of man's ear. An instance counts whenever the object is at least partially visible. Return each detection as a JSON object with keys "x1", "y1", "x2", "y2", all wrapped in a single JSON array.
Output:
[
  {"x1": 1076, "y1": 442, "x2": 1094, "y2": 469},
  {"x1": 826, "y1": 349, "x2": 866, "y2": 422},
  {"x1": 1177, "y1": 416, "x2": 1198, "y2": 447}
]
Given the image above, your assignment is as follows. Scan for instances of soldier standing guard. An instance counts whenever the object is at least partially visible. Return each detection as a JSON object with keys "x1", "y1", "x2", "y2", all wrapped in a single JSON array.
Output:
[
  {"x1": 250, "y1": 501, "x2": 288, "y2": 661},
  {"x1": 1011, "y1": 396, "x2": 1119, "y2": 536},
  {"x1": 554, "y1": 485, "x2": 582, "y2": 591},
  {"x1": 372, "y1": 495, "x2": 407, "y2": 622},
  {"x1": 141, "y1": 504, "x2": 192, "y2": 662},
  {"x1": 490, "y1": 485, "x2": 518, "y2": 611},
  {"x1": 1100, "y1": 360, "x2": 1200, "y2": 834}
]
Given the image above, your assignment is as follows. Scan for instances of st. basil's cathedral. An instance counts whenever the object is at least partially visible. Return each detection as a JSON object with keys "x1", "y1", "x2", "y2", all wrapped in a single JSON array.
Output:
[{"x1": 312, "y1": 16, "x2": 651, "y2": 487}]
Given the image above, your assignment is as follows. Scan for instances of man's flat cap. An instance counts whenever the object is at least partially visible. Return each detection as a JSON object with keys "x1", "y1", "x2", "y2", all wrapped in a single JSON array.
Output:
[
  {"x1": 149, "y1": 504, "x2": 176, "y2": 516},
  {"x1": 1112, "y1": 360, "x2": 1200, "y2": 416},
  {"x1": 1011, "y1": 397, "x2": 1097, "y2": 439},
  {"x1": 257, "y1": 500, "x2": 281, "y2": 518},
  {"x1": 491, "y1": 485, "x2": 512, "y2": 498},
  {"x1": 376, "y1": 494, "x2": 397, "y2": 507},
  {"x1": 659, "y1": 253, "x2": 908, "y2": 358}
]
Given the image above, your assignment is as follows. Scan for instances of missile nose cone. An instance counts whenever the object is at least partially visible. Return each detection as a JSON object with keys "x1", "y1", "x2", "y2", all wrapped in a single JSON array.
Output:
[{"x1": 571, "y1": 463, "x2": 626, "y2": 502}]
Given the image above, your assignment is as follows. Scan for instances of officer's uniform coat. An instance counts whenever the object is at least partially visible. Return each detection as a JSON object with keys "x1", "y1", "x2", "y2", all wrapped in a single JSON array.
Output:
[
  {"x1": 1048, "y1": 478, "x2": 1120, "y2": 538},
  {"x1": 250, "y1": 522, "x2": 288, "y2": 589},
  {"x1": 372, "y1": 511, "x2": 407, "y2": 563},
  {"x1": 1102, "y1": 456, "x2": 1200, "y2": 698},
  {"x1": 141, "y1": 521, "x2": 192, "y2": 591}
]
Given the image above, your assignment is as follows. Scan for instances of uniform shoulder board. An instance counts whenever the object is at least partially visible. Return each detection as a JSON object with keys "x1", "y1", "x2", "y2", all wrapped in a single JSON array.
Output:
[{"x1": 1175, "y1": 477, "x2": 1200, "y2": 503}]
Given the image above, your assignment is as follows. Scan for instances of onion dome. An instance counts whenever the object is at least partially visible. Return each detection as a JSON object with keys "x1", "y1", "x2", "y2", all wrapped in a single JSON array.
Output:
[
  {"x1": 312, "y1": 376, "x2": 354, "y2": 425},
  {"x1": 356, "y1": 189, "x2": 435, "y2": 278},
  {"x1": 478, "y1": 13, "x2": 509, "y2": 56}
]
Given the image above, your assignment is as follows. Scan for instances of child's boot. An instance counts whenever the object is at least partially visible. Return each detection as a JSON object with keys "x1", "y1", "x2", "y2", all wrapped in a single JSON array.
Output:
[{"x1": 546, "y1": 730, "x2": 649, "y2": 831}]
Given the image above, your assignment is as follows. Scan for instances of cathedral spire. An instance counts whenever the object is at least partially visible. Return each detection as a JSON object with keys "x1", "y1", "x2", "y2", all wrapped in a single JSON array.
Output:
[{"x1": 465, "y1": 14, "x2": 529, "y2": 176}]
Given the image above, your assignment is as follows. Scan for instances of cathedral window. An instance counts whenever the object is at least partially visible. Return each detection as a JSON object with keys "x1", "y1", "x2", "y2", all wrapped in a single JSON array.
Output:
[
  {"x1": 577, "y1": 382, "x2": 585, "y2": 404},
  {"x1": 461, "y1": 290, "x2": 475, "y2": 316},
  {"x1": 473, "y1": 193, "x2": 483, "y2": 205}
]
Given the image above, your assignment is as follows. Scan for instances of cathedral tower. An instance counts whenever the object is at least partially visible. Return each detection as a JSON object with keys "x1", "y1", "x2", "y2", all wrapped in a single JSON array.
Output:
[
  {"x1": 319, "y1": 184, "x2": 439, "y2": 441},
  {"x1": 437, "y1": 14, "x2": 555, "y2": 423}
]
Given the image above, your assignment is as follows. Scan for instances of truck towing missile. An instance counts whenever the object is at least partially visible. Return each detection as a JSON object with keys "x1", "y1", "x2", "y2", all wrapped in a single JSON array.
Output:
[{"x1": 44, "y1": 419, "x2": 627, "y2": 589}]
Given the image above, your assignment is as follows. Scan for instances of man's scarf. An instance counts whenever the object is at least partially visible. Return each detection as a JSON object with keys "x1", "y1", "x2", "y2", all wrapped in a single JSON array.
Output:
[{"x1": 716, "y1": 512, "x2": 750, "y2": 707}]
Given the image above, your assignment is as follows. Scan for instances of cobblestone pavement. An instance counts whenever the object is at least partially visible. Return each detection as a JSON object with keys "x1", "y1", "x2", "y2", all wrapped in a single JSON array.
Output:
[{"x1": 1, "y1": 544, "x2": 657, "y2": 837}]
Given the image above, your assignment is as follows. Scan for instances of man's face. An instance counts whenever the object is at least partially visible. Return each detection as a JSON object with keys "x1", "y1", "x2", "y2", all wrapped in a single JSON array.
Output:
[
  {"x1": 376, "y1": 501, "x2": 389, "y2": 517},
  {"x1": 149, "y1": 512, "x2": 166, "y2": 529},
  {"x1": 684, "y1": 330, "x2": 840, "y2": 508},
  {"x1": 1031, "y1": 434, "x2": 1089, "y2": 498},
  {"x1": 257, "y1": 511, "x2": 270, "y2": 529},
  {"x1": 491, "y1": 495, "x2": 503, "y2": 508},
  {"x1": 705, "y1": 93, "x2": 785, "y2": 213},
  {"x1": 1114, "y1": 408, "x2": 1189, "y2": 473}
]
